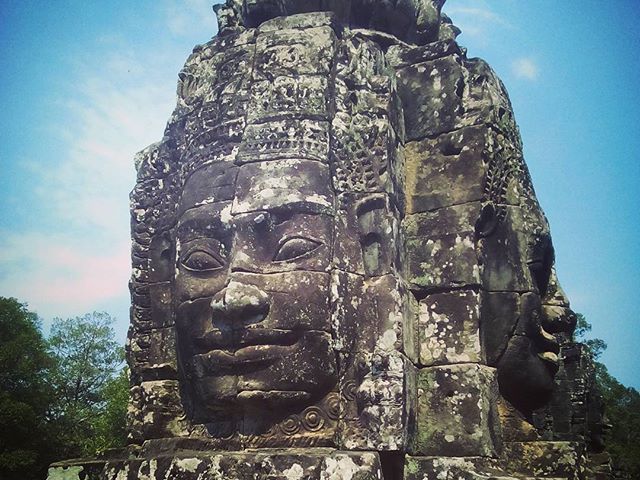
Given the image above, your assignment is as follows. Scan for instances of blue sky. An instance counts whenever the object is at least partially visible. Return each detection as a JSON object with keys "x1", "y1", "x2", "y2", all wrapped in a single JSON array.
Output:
[{"x1": 1, "y1": 0, "x2": 639, "y2": 389}]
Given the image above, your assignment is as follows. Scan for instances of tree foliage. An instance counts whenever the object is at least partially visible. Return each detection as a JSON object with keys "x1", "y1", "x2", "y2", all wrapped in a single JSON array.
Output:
[
  {"x1": 574, "y1": 313, "x2": 607, "y2": 360},
  {"x1": 48, "y1": 312, "x2": 127, "y2": 458},
  {"x1": 0, "y1": 300, "x2": 129, "y2": 479},
  {"x1": 574, "y1": 313, "x2": 640, "y2": 478},
  {"x1": 0, "y1": 298, "x2": 56, "y2": 480},
  {"x1": 49, "y1": 312, "x2": 124, "y2": 408},
  {"x1": 80, "y1": 366, "x2": 129, "y2": 455},
  {"x1": 594, "y1": 363, "x2": 640, "y2": 478}
]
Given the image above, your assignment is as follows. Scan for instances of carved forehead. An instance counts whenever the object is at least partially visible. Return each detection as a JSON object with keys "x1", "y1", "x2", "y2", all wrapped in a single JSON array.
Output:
[
  {"x1": 177, "y1": 159, "x2": 335, "y2": 224},
  {"x1": 232, "y1": 160, "x2": 334, "y2": 215},
  {"x1": 178, "y1": 162, "x2": 238, "y2": 215},
  {"x1": 177, "y1": 202, "x2": 233, "y2": 239}
]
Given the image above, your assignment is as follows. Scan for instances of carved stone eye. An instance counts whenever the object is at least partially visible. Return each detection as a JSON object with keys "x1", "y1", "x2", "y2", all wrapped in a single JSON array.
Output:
[
  {"x1": 182, "y1": 249, "x2": 224, "y2": 272},
  {"x1": 273, "y1": 237, "x2": 321, "y2": 262}
]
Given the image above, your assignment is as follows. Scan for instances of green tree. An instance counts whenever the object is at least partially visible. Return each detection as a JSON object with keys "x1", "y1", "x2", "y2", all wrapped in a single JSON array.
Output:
[
  {"x1": 82, "y1": 366, "x2": 129, "y2": 455},
  {"x1": 574, "y1": 313, "x2": 607, "y2": 360},
  {"x1": 574, "y1": 313, "x2": 640, "y2": 478},
  {"x1": 48, "y1": 312, "x2": 127, "y2": 457},
  {"x1": 0, "y1": 297, "x2": 56, "y2": 480},
  {"x1": 593, "y1": 364, "x2": 640, "y2": 478}
]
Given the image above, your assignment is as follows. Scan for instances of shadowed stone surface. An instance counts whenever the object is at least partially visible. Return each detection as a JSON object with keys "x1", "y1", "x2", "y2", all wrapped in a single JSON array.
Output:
[{"x1": 49, "y1": 1, "x2": 610, "y2": 479}]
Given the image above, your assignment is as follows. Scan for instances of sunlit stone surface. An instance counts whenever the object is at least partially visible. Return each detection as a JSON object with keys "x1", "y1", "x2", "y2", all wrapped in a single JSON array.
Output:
[{"x1": 49, "y1": 1, "x2": 610, "y2": 479}]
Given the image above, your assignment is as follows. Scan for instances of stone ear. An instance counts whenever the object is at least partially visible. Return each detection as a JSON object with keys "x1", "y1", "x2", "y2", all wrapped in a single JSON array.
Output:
[
  {"x1": 149, "y1": 231, "x2": 174, "y2": 283},
  {"x1": 356, "y1": 195, "x2": 391, "y2": 277},
  {"x1": 475, "y1": 202, "x2": 498, "y2": 238}
]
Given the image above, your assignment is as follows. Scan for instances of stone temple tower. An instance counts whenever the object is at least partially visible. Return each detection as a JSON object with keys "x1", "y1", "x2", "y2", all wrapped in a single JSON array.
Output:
[{"x1": 49, "y1": 1, "x2": 610, "y2": 479}]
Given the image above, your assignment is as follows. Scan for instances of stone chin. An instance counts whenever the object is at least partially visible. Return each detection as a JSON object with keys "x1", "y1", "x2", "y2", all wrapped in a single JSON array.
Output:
[
  {"x1": 188, "y1": 381, "x2": 332, "y2": 423},
  {"x1": 183, "y1": 333, "x2": 338, "y2": 422},
  {"x1": 191, "y1": 376, "x2": 314, "y2": 415},
  {"x1": 497, "y1": 335, "x2": 557, "y2": 413},
  {"x1": 501, "y1": 302, "x2": 576, "y2": 415},
  {"x1": 496, "y1": 289, "x2": 565, "y2": 413}
]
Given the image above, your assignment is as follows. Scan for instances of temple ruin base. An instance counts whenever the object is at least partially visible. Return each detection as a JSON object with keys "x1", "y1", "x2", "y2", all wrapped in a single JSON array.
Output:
[{"x1": 48, "y1": 442, "x2": 593, "y2": 480}]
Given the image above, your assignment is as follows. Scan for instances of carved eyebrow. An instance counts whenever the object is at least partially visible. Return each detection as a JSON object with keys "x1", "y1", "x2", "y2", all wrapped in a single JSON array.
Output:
[
  {"x1": 233, "y1": 196, "x2": 335, "y2": 217},
  {"x1": 176, "y1": 215, "x2": 231, "y2": 239}
]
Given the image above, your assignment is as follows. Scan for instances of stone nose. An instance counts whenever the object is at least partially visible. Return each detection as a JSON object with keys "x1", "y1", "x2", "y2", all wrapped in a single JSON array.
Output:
[{"x1": 210, "y1": 281, "x2": 270, "y2": 326}]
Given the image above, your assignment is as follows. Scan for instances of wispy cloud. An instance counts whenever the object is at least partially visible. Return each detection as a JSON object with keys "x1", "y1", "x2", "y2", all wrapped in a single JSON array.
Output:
[
  {"x1": 163, "y1": 0, "x2": 219, "y2": 36},
  {"x1": 47, "y1": 55, "x2": 173, "y2": 232},
  {"x1": 444, "y1": 1, "x2": 513, "y2": 45},
  {"x1": 445, "y1": 6, "x2": 511, "y2": 27},
  {"x1": 0, "y1": 232, "x2": 130, "y2": 317},
  {"x1": 512, "y1": 57, "x2": 539, "y2": 80},
  {"x1": 0, "y1": 3, "x2": 218, "y2": 326},
  {"x1": 0, "y1": 47, "x2": 171, "y2": 321}
]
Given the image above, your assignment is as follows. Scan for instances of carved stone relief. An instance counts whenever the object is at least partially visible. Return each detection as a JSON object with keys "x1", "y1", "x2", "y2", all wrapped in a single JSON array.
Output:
[{"x1": 49, "y1": 2, "x2": 608, "y2": 479}]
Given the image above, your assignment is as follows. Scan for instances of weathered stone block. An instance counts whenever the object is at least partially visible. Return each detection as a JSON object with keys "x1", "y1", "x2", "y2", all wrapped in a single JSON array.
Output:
[
  {"x1": 340, "y1": 352, "x2": 416, "y2": 451},
  {"x1": 404, "y1": 456, "x2": 505, "y2": 480},
  {"x1": 179, "y1": 43, "x2": 256, "y2": 110},
  {"x1": 331, "y1": 112, "x2": 396, "y2": 194},
  {"x1": 248, "y1": 75, "x2": 330, "y2": 122},
  {"x1": 133, "y1": 141, "x2": 169, "y2": 180},
  {"x1": 332, "y1": 192, "x2": 399, "y2": 276},
  {"x1": 254, "y1": 26, "x2": 336, "y2": 80},
  {"x1": 332, "y1": 209, "x2": 366, "y2": 275},
  {"x1": 481, "y1": 291, "x2": 520, "y2": 366},
  {"x1": 402, "y1": 202, "x2": 481, "y2": 238},
  {"x1": 232, "y1": 213, "x2": 333, "y2": 274},
  {"x1": 368, "y1": 275, "x2": 417, "y2": 360},
  {"x1": 128, "y1": 327, "x2": 178, "y2": 382},
  {"x1": 48, "y1": 450, "x2": 383, "y2": 480},
  {"x1": 129, "y1": 380, "x2": 189, "y2": 441},
  {"x1": 232, "y1": 159, "x2": 333, "y2": 214},
  {"x1": 464, "y1": 57, "x2": 520, "y2": 137},
  {"x1": 334, "y1": 36, "x2": 386, "y2": 91},
  {"x1": 478, "y1": 205, "x2": 541, "y2": 293},
  {"x1": 237, "y1": 119, "x2": 330, "y2": 164},
  {"x1": 387, "y1": 39, "x2": 463, "y2": 69},
  {"x1": 230, "y1": 271, "x2": 332, "y2": 332},
  {"x1": 403, "y1": 126, "x2": 491, "y2": 213},
  {"x1": 497, "y1": 396, "x2": 540, "y2": 443},
  {"x1": 130, "y1": 282, "x2": 173, "y2": 331},
  {"x1": 418, "y1": 289, "x2": 482, "y2": 366},
  {"x1": 177, "y1": 162, "x2": 238, "y2": 211},
  {"x1": 405, "y1": 232, "x2": 480, "y2": 290},
  {"x1": 396, "y1": 55, "x2": 465, "y2": 140},
  {"x1": 331, "y1": 270, "x2": 371, "y2": 352},
  {"x1": 258, "y1": 11, "x2": 337, "y2": 32},
  {"x1": 331, "y1": 272, "x2": 415, "y2": 357},
  {"x1": 403, "y1": 202, "x2": 483, "y2": 292},
  {"x1": 412, "y1": 364, "x2": 500, "y2": 456},
  {"x1": 501, "y1": 441, "x2": 585, "y2": 480}
]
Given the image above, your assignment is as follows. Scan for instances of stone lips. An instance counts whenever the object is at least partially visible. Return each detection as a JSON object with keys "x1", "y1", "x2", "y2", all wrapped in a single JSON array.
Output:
[{"x1": 96, "y1": 1, "x2": 611, "y2": 479}]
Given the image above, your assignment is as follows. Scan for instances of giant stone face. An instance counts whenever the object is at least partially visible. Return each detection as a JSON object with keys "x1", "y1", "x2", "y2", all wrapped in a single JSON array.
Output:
[
  {"x1": 174, "y1": 161, "x2": 337, "y2": 422},
  {"x1": 127, "y1": 0, "x2": 583, "y2": 460}
]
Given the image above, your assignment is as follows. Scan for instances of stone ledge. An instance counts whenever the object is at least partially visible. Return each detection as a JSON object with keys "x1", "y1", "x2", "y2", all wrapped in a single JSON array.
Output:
[
  {"x1": 501, "y1": 441, "x2": 585, "y2": 480},
  {"x1": 48, "y1": 450, "x2": 382, "y2": 480}
]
